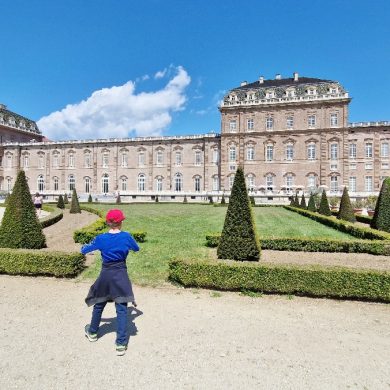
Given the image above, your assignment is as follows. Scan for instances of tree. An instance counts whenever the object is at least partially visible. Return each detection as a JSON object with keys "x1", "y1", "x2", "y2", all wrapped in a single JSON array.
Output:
[
  {"x1": 155, "y1": 196, "x2": 159, "y2": 203},
  {"x1": 70, "y1": 188, "x2": 81, "y2": 214},
  {"x1": 221, "y1": 193, "x2": 226, "y2": 204},
  {"x1": 64, "y1": 194, "x2": 69, "y2": 204},
  {"x1": 300, "y1": 193, "x2": 307, "y2": 209},
  {"x1": 88, "y1": 194, "x2": 93, "y2": 203},
  {"x1": 183, "y1": 195, "x2": 188, "y2": 203},
  {"x1": 293, "y1": 193, "x2": 300, "y2": 207},
  {"x1": 208, "y1": 196, "x2": 214, "y2": 204},
  {"x1": 217, "y1": 167, "x2": 260, "y2": 261},
  {"x1": 337, "y1": 187, "x2": 356, "y2": 223},
  {"x1": 307, "y1": 194, "x2": 317, "y2": 212},
  {"x1": 371, "y1": 177, "x2": 390, "y2": 232},
  {"x1": 0, "y1": 170, "x2": 46, "y2": 249},
  {"x1": 57, "y1": 194, "x2": 65, "y2": 209},
  {"x1": 318, "y1": 190, "x2": 332, "y2": 216}
]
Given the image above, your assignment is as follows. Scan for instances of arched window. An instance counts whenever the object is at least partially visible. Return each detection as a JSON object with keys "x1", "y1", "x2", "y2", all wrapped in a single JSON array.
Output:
[
  {"x1": 68, "y1": 175, "x2": 75, "y2": 191},
  {"x1": 138, "y1": 174, "x2": 146, "y2": 192},
  {"x1": 53, "y1": 176, "x2": 59, "y2": 191},
  {"x1": 120, "y1": 176, "x2": 127, "y2": 192},
  {"x1": 37, "y1": 175, "x2": 45, "y2": 192},
  {"x1": 84, "y1": 177, "x2": 91, "y2": 193},
  {"x1": 102, "y1": 174, "x2": 109, "y2": 194},
  {"x1": 156, "y1": 176, "x2": 163, "y2": 192},
  {"x1": 194, "y1": 176, "x2": 201, "y2": 192},
  {"x1": 174, "y1": 173, "x2": 182, "y2": 192}
]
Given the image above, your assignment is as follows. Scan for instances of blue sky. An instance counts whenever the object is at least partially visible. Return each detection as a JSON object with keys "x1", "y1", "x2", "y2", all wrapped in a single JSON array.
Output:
[{"x1": 0, "y1": 0, "x2": 389, "y2": 140}]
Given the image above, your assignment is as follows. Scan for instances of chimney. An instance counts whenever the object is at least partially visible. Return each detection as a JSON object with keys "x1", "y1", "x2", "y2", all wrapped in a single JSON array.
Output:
[
  {"x1": 275, "y1": 74, "x2": 281, "y2": 80},
  {"x1": 293, "y1": 72, "x2": 299, "y2": 81},
  {"x1": 240, "y1": 81, "x2": 247, "y2": 87},
  {"x1": 259, "y1": 76, "x2": 264, "y2": 84}
]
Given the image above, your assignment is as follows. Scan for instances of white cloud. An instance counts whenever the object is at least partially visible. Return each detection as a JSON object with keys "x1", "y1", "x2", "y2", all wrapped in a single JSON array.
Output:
[
  {"x1": 154, "y1": 68, "x2": 167, "y2": 79},
  {"x1": 38, "y1": 66, "x2": 191, "y2": 141}
]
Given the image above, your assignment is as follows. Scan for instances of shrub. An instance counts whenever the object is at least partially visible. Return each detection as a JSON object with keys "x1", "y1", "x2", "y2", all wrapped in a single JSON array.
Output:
[
  {"x1": 371, "y1": 178, "x2": 390, "y2": 232},
  {"x1": 300, "y1": 193, "x2": 307, "y2": 209},
  {"x1": 0, "y1": 170, "x2": 46, "y2": 249},
  {"x1": 337, "y1": 187, "x2": 356, "y2": 223},
  {"x1": 155, "y1": 196, "x2": 159, "y2": 203},
  {"x1": 40, "y1": 207, "x2": 63, "y2": 228},
  {"x1": 0, "y1": 248, "x2": 85, "y2": 277},
  {"x1": 169, "y1": 259, "x2": 390, "y2": 303},
  {"x1": 57, "y1": 194, "x2": 65, "y2": 209},
  {"x1": 208, "y1": 196, "x2": 214, "y2": 204},
  {"x1": 88, "y1": 194, "x2": 93, "y2": 203},
  {"x1": 70, "y1": 189, "x2": 81, "y2": 214},
  {"x1": 221, "y1": 194, "x2": 226, "y2": 204},
  {"x1": 318, "y1": 190, "x2": 332, "y2": 216},
  {"x1": 307, "y1": 194, "x2": 317, "y2": 212},
  {"x1": 217, "y1": 166, "x2": 260, "y2": 261},
  {"x1": 249, "y1": 196, "x2": 255, "y2": 206},
  {"x1": 293, "y1": 193, "x2": 300, "y2": 207},
  {"x1": 64, "y1": 194, "x2": 69, "y2": 204},
  {"x1": 183, "y1": 195, "x2": 188, "y2": 203},
  {"x1": 116, "y1": 194, "x2": 121, "y2": 204}
]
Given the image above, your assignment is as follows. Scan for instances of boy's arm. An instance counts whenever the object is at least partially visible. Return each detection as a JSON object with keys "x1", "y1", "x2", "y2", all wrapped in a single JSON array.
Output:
[
  {"x1": 81, "y1": 236, "x2": 100, "y2": 255},
  {"x1": 128, "y1": 234, "x2": 140, "y2": 252}
]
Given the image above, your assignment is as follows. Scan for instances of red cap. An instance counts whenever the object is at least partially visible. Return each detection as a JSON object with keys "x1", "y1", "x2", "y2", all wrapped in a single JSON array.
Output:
[{"x1": 106, "y1": 209, "x2": 125, "y2": 224}]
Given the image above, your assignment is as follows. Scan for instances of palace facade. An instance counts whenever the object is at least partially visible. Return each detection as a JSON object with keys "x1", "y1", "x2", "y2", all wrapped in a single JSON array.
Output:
[{"x1": 1, "y1": 73, "x2": 390, "y2": 201}]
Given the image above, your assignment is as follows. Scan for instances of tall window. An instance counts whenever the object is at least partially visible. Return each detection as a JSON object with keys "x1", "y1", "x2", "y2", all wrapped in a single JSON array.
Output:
[
  {"x1": 194, "y1": 176, "x2": 201, "y2": 192},
  {"x1": 156, "y1": 151, "x2": 163, "y2": 166},
  {"x1": 156, "y1": 176, "x2": 163, "y2": 192},
  {"x1": 229, "y1": 175, "x2": 235, "y2": 189},
  {"x1": 381, "y1": 142, "x2": 389, "y2": 158},
  {"x1": 102, "y1": 153, "x2": 109, "y2": 168},
  {"x1": 68, "y1": 153, "x2": 75, "y2": 168},
  {"x1": 266, "y1": 117, "x2": 273, "y2": 130},
  {"x1": 121, "y1": 176, "x2": 127, "y2": 191},
  {"x1": 330, "y1": 143, "x2": 338, "y2": 160},
  {"x1": 212, "y1": 176, "x2": 219, "y2": 191},
  {"x1": 266, "y1": 175, "x2": 274, "y2": 191},
  {"x1": 37, "y1": 175, "x2": 45, "y2": 192},
  {"x1": 229, "y1": 146, "x2": 236, "y2": 162},
  {"x1": 349, "y1": 176, "x2": 356, "y2": 192},
  {"x1": 247, "y1": 118, "x2": 254, "y2": 131},
  {"x1": 308, "y1": 115, "x2": 316, "y2": 128},
  {"x1": 229, "y1": 120, "x2": 237, "y2": 132},
  {"x1": 266, "y1": 145, "x2": 274, "y2": 161},
  {"x1": 349, "y1": 143, "x2": 357, "y2": 159},
  {"x1": 68, "y1": 175, "x2": 75, "y2": 191},
  {"x1": 365, "y1": 176, "x2": 373, "y2": 192},
  {"x1": 6, "y1": 155, "x2": 12, "y2": 168},
  {"x1": 286, "y1": 145, "x2": 294, "y2": 161},
  {"x1": 307, "y1": 174, "x2": 317, "y2": 189},
  {"x1": 102, "y1": 174, "x2": 109, "y2": 194},
  {"x1": 195, "y1": 150, "x2": 202, "y2": 166},
  {"x1": 138, "y1": 152, "x2": 145, "y2": 166},
  {"x1": 365, "y1": 143, "x2": 373, "y2": 158},
  {"x1": 84, "y1": 153, "x2": 92, "y2": 168},
  {"x1": 246, "y1": 146, "x2": 254, "y2": 161},
  {"x1": 330, "y1": 176, "x2": 338, "y2": 192},
  {"x1": 121, "y1": 153, "x2": 128, "y2": 168},
  {"x1": 174, "y1": 173, "x2": 183, "y2": 192},
  {"x1": 138, "y1": 174, "x2": 146, "y2": 192},
  {"x1": 53, "y1": 153, "x2": 59, "y2": 168},
  {"x1": 285, "y1": 174, "x2": 293, "y2": 190},
  {"x1": 246, "y1": 174, "x2": 255, "y2": 191},
  {"x1": 330, "y1": 113, "x2": 338, "y2": 127},
  {"x1": 212, "y1": 149, "x2": 219, "y2": 164},
  {"x1": 307, "y1": 144, "x2": 316, "y2": 160},
  {"x1": 53, "y1": 177, "x2": 59, "y2": 191},
  {"x1": 286, "y1": 116, "x2": 294, "y2": 129},
  {"x1": 6, "y1": 177, "x2": 12, "y2": 191},
  {"x1": 175, "y1": 151, "x2": 182, "y2": 166},
  {"x1": 84, "y1": 177, "x2": 91, "y2": 193},
  {"x1": 23, "y1": 155, "x2": 29, "y2": 168},
  {"x1": 38, "y1": 155, "x2": 44, "y2": 169}
]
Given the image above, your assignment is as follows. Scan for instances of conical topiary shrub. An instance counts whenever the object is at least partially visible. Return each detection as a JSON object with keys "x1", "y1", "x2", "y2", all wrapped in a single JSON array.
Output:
[
  {"x1": 300, "y1": 193, "x2": 307, "y2": 209},
  {"x1": 217, "y1": 167, "x2": 260, "y2": 261},
  {"x1": 293, "y1": 193, "x2": 300, "y2": 207},
  {"x1": 57, "y1": 194, "x2": 65, "y2": 209},
  {"x1": 208, "y1": 196, "x2": 214, "y2": 204},
  {"x1": 116, "y1": 194, "x2": 121, "y2": 204},
  {"x1": 0, "y1": 170, "x2": 46, "y2": 249},
  {"x1": 318, "y1": 190, "x2": 332, "y2": 216},
  {"x1": 221, "y1": 193, "x2": 226, "y2": 204},
  {"x1": 155, "y1": 196, "x2": 159, "y2": 203},
  {"x1": 70, "y1": 188, "x2": 81, "y2": 214},
  {"x1": 249, "y1": 196, "x2": 255, "y2": 206},
  {"x1": 371, "y1": 177, "x2": 390, "y2": 232},
  {"x1": 183, "y1": 195, "x2": 188, "y2": 203},
  {"x1": 337, "y1": 187, "x2": 356, "y2": 223},
  {"x1": 307, "y1": 193, "x2": 317, "y2": 212},
  {"x1": 64, "y1": 194, "x2": 69, "y2": 204},
  {"x1": 88, "y1": 194, "x2": 93, "y2": 203}
]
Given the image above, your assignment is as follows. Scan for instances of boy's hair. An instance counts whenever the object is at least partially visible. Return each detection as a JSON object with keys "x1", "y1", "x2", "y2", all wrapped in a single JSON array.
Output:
[{"x1": 107, "y1": 221, "x2": 122, "y2": 229}]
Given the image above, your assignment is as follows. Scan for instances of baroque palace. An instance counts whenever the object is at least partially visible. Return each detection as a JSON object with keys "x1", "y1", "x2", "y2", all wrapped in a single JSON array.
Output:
[{"x1": 0, "y1": 73, "x2": 390, "y2": 201}]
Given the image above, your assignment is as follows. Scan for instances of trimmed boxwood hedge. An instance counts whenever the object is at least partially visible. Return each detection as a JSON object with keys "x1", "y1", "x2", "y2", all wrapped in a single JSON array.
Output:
[
  {"x1": 206, "y1": 234, "x2": 390, "y2": 255},
  {"x1": 0, "y1": 249, "x2": 85, "y2": 277},
  {"x1": 40, "y1": 206, "x2": 63, "y2": 228},
  {"x1": 285, "y1": 206, "x2": 390, "y2": 240},
  {"x1": 169, "y1": 259, "x2": 390, "y2": 302}
]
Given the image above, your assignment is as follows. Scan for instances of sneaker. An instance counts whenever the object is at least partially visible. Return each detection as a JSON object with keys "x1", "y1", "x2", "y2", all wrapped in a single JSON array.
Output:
[
  {"x1": 116, "y1": 344, "x2": 127, "y2": 356},
  {"x1": 84, "y1": 325, "x2": 98, "y2": 342}
]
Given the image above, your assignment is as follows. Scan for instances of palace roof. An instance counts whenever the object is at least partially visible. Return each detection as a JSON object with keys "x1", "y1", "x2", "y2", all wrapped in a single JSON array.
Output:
[{"x1": 0, "y1": 104, "x2": 41, "y2": 134}]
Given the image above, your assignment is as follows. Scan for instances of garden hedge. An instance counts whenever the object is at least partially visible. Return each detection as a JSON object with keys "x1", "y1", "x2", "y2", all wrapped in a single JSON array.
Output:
[
  {"x1": 0, "y1": 249, "x2": 85, "y2": 277},
  {"x1": 40, "y1": 206, "x2": 64, "y2": 228},
  {"x1": 169, "y1": 259, "x2": 390, "y2": 302},
  {"x1": 205, "y1": 234, "x2": 390, "y2": 255},
  {"x1": 285, "y1": 206, "x2": 390, "y2": 240}
]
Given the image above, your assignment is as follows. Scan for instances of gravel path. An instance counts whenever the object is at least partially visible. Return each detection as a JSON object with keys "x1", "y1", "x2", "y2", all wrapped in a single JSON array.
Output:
[{"x1": 0, "y1": 275, "x2": 389, "y2": 390}]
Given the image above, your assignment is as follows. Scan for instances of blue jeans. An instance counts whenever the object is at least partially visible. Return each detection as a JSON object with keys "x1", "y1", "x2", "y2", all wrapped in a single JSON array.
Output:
[{"x1": 89, "y1": 301, "x2": 128, "y2": 345}]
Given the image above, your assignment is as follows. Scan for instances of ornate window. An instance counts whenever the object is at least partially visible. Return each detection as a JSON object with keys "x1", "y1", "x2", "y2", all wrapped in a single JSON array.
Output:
[
  {"x1": 266, "y1": 145, "x2": 274, "y2": 161},
  {"x1": 6, "y1": 154, "x2": 12, "y2": 168},
  {"x1": 23, "y1": 154, "x2": 29, "y2": 168},
  {"x1": 121, "y1": 152, "x2": 128, "y2": 168},
  {"x1": 266, "y1": 174, "x2": 274, "y2": 191},
  {"x1": 175, "y1": 151, "x2": 182, "y2": 166},
  {"x1": 38, "y1": 154, "x2": 45, "y2": 169},
  {"x1": 228, "y1": 175, "x2": 235, "y2": 190},
  {"x1": 68, "y1": 175, "x2": 75, "y2": 191},
  {"x1": 174, "y1": 173, "x2": 183, "y2": 192},
  {"x1": 138, "y1": 174, "x2": 146, "y2": 192},
  {"x1": 212, "y1": 148, "x2": 219, "y2": 164},
  {"x1": 194, "y1": 150, "x2": 202, "y2": 166},
  {"x1": 194, "y1": 175, "x2": 201, "y2": 192},
  {"x1": 102, "y1": 174, "x2": 109, "y2": 194},
  {"x1": 229, "y1": 120, "x2": 237, "y2": 132},
  {"x1": 84, "y1": 152, "x2": 92, "y2": 168},
  {"x1": 156, "y1": 176, "x2": 163, "y2": 192},
  {"x1": 330, "y1": 143, "x2": 338, "y2": 160},
  {"x1": 349, "y1": 143, "x2": 357, "y2": 159},
  {"x1": 120, "y1": 176, "x2": 128, "y2": 192},
  {"x1": 229, "y1": 146, "x2": 236, "y2": 162},
  {"x1": 156, "y1": 150, "x2": 164, "y2": 166},
  {"x1": 286, "y1": 116, "x2": 294, "y2": 129},
  {"x1": 330, "y1": 113, "x2": 338, "y2": 127},
  {"x1": 286, "y1": 144, "x2": 294, "y2": 161},
  {"x1": 37, "y1": 175, "x2": 45, "y2": 192},
  {"x1": 53, "y1": 176, "x2": 59, "y2": 191},
  {"x1": 307, "y1": 174, "x2": 317, "y2": 190},
  {"x1": 68, "y1": 152, "x2": 75, "y2": 168},
  {"x1": 330, "y1": 176, "x2": 338, "y2": 193},
  {"x1": 381, "y1": 142, "x2": 389, "y2": 158},
  {"x1": 365, "y1": 143, "x2": 373, "y2": 158},
  {"x1": 212, "y1": 175, "x2": 219, "y2": 191},
  {"x1": 365, "y1": 176, "x2": 373, "y2": 192},
  {"x1": 102, "y1": 152, "x2": 109, "y2": 168},
  {"x1": 84, "y1": 177, "x2": 91, "y2": 193},
  {"x1": 53, "y1": 152, "x2": 60, "y2": 168},
  {"x1": 6, "y1": 177, "x2": 12, "y2": 191},
  {"x1": 307, "y1": 144, "x2": 316, "y2": 160},
  {"x1": 247, "y1": 118, "x2": 254, "y2": 131},
  {"x1": 266, "y1": 117, "x2": 273, "y2": 130},
  {"x1": 138, "y1": 152, "x2": 145, "y2": 167},
  {"x1": 308, "y1": 115, "x2": 316, "y2": 128},
  {"x1": 246, "y1": 146, "x2": 255, "y2": 161},
  {"x1": 246, "y1": 174, "x2": 255, "y2": 191},
  {"x1": 349, "y1": 176, "x2": 356, "y2": 192}
]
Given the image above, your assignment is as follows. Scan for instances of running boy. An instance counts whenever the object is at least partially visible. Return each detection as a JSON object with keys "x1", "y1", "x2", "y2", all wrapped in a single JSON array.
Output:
[{"x1": 82, "y1": 209, "x2": 139, "y2": 356}]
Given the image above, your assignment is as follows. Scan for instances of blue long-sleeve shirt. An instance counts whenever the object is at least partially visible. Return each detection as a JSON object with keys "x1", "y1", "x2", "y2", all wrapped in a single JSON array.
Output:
[{"x1": 81, "y1": 231, "x2": 140, "y2": 263}]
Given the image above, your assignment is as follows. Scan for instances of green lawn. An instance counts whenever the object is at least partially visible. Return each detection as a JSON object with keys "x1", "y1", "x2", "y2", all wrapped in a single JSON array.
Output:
[{"x1": 81, "y1": 204, "x2": 356, "y2": 285}]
